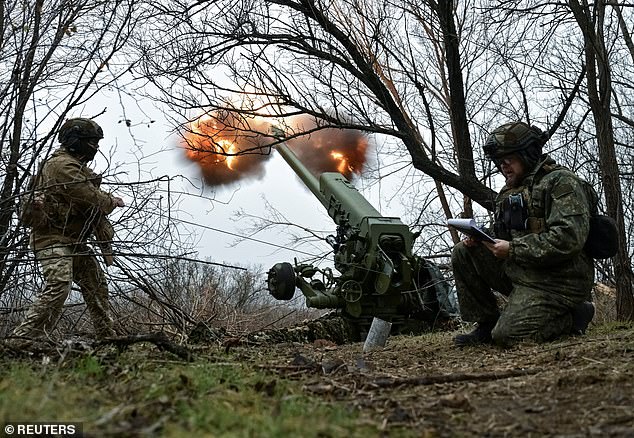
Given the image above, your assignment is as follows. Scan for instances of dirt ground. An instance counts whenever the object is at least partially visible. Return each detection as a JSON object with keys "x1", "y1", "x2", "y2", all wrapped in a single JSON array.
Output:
[{"x1": 248, "y1": 323, "x2": 634, "y2": 437}]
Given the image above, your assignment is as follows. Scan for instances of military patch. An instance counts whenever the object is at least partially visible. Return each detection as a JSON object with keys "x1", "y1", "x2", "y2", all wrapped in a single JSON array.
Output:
[{"x1": 551, "y1": 183, "x2": 574, "y2": 199}]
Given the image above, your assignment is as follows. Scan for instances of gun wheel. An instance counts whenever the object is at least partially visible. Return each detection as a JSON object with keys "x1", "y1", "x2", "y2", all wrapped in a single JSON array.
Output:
[
  {"x1": 267, "y1": 262, "x2": 296, "y2": 300},
  {"x1": 341, "y1": 280, "x2": 362, "y2": 303}
]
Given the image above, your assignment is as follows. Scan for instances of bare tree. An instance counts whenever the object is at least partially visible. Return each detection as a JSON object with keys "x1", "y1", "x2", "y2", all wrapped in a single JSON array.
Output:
[
  {"x1": 134, "y1": 1, "x2": 590, "y2": 254},
  {"x1": 136, "y1": 0, "x2": 503, "y2": 210},
  {"x1": 485, "y1": 0, "x2": 634, "y2": 319},
  {"x1": 0, "y1": 1, "x2": 141, "y2": 292},
  {"x1": 0, "y1": 1, "x2": 251, "y2": 337},
  {"x1": 567, "y1": 0, "x2": 633, "y2": 319}
]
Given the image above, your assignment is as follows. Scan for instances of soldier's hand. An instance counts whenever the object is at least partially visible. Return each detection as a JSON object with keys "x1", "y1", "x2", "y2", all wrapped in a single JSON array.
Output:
[
  {"x1": 482, "y1": 239, "x2": 510, "y2": 259},
  {"x1": 112, "y1": 197, "x2": 125, "y2": 208}
]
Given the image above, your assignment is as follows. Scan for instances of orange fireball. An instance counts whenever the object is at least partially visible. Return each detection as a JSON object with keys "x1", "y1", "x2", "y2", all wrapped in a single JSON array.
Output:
[
  {"x1": 286, "y1": 118, "x2": 369, "y2": 180},
  {"x1": 181, "y1": 111, "x2": 369, "y2": 187},
  {"x1": 181, "y1": 113, "x2": 272, "y2": 187},
  {"x1": 330, "y1": 151, "x2": 350, "y2": 174}
]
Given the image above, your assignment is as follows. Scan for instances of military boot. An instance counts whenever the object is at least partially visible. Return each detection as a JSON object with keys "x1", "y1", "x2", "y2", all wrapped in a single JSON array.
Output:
[
  {"x1": 453, "y1": 321, "x2": 496, "y2": 347},
  {"x1": 571, "y1": 301, "x2": 595, "y2": 335}
]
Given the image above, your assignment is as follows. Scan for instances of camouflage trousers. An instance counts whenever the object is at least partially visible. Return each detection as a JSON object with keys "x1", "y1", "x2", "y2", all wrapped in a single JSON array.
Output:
[
  {"x1": 452, "y1": 242, "x2": 581, "y2": 347},
  {"x1": 13, "y1": 243, "x2": 114, "y2": 339}
]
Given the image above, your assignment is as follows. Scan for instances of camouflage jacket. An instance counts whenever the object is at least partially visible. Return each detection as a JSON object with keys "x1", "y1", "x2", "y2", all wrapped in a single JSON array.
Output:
[
  {"x1": 494, "y1": 155, "x2": 594, "y2": 300},
  {"x1": 31, "y1": 148, "x2": 117, "y2": 249}
]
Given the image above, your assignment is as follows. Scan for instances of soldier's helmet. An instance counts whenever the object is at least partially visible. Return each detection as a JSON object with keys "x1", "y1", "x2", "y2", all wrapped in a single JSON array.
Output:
[
  {"x1": 58, "y1": 118, "x2": 104, "y2": 159},
  {"x1": 58, "y1": 118, "x2": 104, "y2": 145},
  {"x1": 483, "y1": 121, "x2": 548, "y2": 169}
]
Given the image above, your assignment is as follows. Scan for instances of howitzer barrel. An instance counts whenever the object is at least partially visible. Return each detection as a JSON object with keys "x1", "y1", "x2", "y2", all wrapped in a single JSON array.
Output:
[
  {"x1": 275, "y1": 142, "x2": 382, "y2": 226},
  {"x1": 268, "y1": 138, "x2": 454, "y2": 331},
  {"x1": 276, "y1": 143, "x2": 323, "y2": 205}
]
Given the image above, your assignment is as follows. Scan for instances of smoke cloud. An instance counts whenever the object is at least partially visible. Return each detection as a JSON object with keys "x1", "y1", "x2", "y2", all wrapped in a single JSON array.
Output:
[
  {"x1": 181, "y1": 111, "x2": 273, "y2": 187},
  {"x1": 181, "y1": 112, "x2": 369, "y2": 187},
  {"x1": 285, "y1": 116, "x2": 368, "y2": 180}
]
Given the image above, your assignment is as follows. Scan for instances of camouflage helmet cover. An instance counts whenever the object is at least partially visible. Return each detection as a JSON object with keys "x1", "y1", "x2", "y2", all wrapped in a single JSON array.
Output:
[
  {"x1": 58, "y1": 118, "x2": 104, "y2": 145},
  {"x1": 483, "y1": 121, "x2": 548, "y2": 160}
]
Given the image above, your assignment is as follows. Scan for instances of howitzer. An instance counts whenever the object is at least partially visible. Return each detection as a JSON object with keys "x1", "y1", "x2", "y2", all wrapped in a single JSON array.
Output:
[{"x1": 267, "y1": 143, "x2": 454, "y2": 337}]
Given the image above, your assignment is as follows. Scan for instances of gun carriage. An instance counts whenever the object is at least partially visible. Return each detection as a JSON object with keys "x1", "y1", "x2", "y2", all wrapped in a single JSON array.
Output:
[{"x1": 266, "y1": 143, "x2": 453, "y2": 338}]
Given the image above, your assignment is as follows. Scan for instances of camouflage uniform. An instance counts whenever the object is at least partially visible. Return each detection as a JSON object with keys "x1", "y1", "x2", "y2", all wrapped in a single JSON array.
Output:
[
  {"x1": 452, "y1": 155, "x2": 594, "y2": 346},
  {"x1": 14, "y1": 148, "x2": 118, "y2": 339}
]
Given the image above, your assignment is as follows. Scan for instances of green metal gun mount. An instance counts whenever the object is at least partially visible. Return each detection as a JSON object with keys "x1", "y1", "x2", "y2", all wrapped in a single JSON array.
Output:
[{"x1": 266, "y1": 143, "x2": 453, "y2": 338}]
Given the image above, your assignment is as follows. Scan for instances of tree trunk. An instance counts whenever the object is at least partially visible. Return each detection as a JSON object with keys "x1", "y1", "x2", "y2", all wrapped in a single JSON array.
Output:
[
  {"x1": 434, "y1": 0, "x2": 476, "y2": 218},
  {"x1": 569, "y1": 0, "x2": 634, "y2": 320},
  {"x1": 0, "y1": 0, "x2": 43, "y2": 290}
]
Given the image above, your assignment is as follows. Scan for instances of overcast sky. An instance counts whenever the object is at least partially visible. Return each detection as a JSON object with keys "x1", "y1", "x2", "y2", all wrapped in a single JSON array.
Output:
[
  {"x1": 89, "y1": 90, "x2": 377, "y2": 270},
  {"x1": 89, "y1": 85, "x2": 505, "y2": 272}
]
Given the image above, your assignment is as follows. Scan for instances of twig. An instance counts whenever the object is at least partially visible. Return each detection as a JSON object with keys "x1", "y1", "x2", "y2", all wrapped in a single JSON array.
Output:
[
  {"x1": 257, "y1": 363, "x2": 319, "y2": 372},
  {"x1": 367, "y1": 368, "x2": 540, "y2": 389},
  {"x1": 96, "y1": 332, "x2": 193, "y2": 361},
  {"x1": 221, "y1": 308, "x2": 300, "y2": 352}
]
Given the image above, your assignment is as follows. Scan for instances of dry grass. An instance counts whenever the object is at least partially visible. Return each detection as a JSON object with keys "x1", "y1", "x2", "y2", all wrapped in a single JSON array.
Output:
[
  {"x1": 2, "y1": 278, "x2": 622, "y2": 346},
  {"x1": 592, "y1": 282, "x2": 617, "y2": 325}
]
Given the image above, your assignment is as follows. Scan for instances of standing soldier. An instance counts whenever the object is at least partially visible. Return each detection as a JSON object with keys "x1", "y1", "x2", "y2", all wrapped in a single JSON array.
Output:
[
  {"x1": 12, "y1": 118, "x2": 125, "y2": 342},
  {"x1": 452, "y1": 122, "x2": 596, "y2": 347}
]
